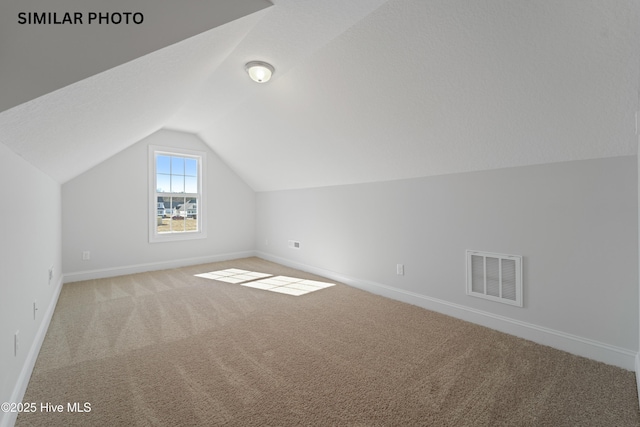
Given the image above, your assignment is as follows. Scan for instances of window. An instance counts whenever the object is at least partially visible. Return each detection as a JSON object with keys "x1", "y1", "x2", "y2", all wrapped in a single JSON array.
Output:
[{"x1": 149, "y1": 146, "x2": 206, "y2": 242}]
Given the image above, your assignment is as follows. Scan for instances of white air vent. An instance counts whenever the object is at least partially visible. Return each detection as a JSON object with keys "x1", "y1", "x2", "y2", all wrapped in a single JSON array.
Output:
[{"x1": 466, "y1": 250, "x2": 522, "y2": 307}]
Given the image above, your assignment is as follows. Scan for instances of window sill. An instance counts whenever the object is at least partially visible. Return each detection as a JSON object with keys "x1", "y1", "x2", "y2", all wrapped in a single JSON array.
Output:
[{"x1": 149, "y1": 230, "x2": 207, "y2": 244}]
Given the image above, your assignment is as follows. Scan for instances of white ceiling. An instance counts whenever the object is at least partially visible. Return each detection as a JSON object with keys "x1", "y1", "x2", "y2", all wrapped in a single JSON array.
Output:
[
  {"x1": 0, "y1": 0, "x2": 271, "y2": 112},
  {"x1": 1, "y1": 0, "x2": 639, "y2": 191}
]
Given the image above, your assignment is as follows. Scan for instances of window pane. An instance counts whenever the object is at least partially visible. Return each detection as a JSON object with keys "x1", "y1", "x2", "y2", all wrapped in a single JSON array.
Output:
[
  {"x1": 185, "y1": 176, "x2": 197, "y2": 193},
  {"x1": 167, "y1": 217, "x2": 183, "y2": 232},
  {"x1": 156, "y1": 174, "x2": 171, "y2": 193},
  {"x1": 172, "y1": 216, "x2": 186, "y2": 232},
  {"x1": 171, "y1": 157, "x2": 185, "y2": 175},
  {"x1": 157, "y1": 155, "x2": 171, "y2": 174},
  {"x1": 166, "y1": 199, "x2": 174, "y2": 218},
  {"x1": 156, "y1": 197, "x2": 170, "y2": 233},
  {"x1": 186, "y1": 198, "x2": 198, "y2": 231},
  {"x1": 171, "y1": 197, "x2": 186, "y2": 232},
  {"x1": 185, "y1": 158, "x2": 197, "y2": 177},
  {"x1": 171, "y1": 175, "x2": 185, "y2": 193}
]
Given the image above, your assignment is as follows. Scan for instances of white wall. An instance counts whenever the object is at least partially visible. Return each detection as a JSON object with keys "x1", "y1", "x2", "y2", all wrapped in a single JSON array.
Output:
[
  {"x1": 256, "y1": 156, "x2": 639, "y2": 368},
  {"x1": 0, "y1": 142, "x2": 62, "y2": 427},
  {"x1": 637, "y1": 140, "x2": 640, "y2": 397},
  {"x1": 62, "y1": 129, "x2": 255, "y2": 279}
]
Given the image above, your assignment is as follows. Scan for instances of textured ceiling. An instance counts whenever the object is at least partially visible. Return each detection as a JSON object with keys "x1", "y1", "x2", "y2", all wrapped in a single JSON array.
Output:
[{"x1": 1, "y1": 0, "x2": 639, "y2": 191}]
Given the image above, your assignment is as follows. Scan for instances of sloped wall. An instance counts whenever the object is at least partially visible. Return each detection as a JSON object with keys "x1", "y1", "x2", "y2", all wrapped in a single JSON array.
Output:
[
  {"x1": 255, "y1": 156, "x2": 639, "y2": 368},
  {"x1": 62, "y1": 129, "x2": 255, "y2": 279},
  {"x1": 0, "y1": 142, "x2": 62, "y2": 427}
]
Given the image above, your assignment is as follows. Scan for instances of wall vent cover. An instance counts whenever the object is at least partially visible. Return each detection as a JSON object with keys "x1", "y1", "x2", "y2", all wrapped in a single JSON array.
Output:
[
  {"x1": 466, "y1": 250, "x2": 523, "y2": 307},
  {"x1": 288, "y1": 240, "x2": 301, "y2": 249}
]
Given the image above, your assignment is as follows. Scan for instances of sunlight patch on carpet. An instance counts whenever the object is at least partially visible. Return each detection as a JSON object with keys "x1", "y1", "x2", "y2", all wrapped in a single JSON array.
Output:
[
  {"x1": 194, "y1": 270, "x2": 335, "y2": 296},
  {"x1": 194, "y1": 269, "x2": 271, "y2": 284},
  {"x1": 243, "y1": 276, "x2": 335, "y2": 296}
]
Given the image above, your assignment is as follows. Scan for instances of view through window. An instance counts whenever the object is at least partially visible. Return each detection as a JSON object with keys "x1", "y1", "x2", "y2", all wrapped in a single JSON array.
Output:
[
  {"x1": 149, "y1": 146, "x2": 205, "y2": 242},
  {"x1": 156, "y1": 154, "x2": 198, "y2": 233}
]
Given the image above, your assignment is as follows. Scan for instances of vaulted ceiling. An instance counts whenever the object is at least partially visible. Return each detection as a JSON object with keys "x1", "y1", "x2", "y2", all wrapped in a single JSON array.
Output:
[{"x1": 1, "y1": 0, "x2": 638, "y2": 191}]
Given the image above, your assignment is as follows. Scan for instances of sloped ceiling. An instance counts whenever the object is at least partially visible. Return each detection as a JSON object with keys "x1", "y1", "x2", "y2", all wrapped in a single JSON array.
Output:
[
  {"x1": 1, "y1": 0, "x2": 639, "y2": 191},
  {"x1": 0, "y1": 0, "x2": 271, "y2": 112},
  {"x1": 192, "y1": 0, "x2": 640, "y2": 191},
  {"x1": 0, "y1": 9, "x2": 271, "y2": 183}
]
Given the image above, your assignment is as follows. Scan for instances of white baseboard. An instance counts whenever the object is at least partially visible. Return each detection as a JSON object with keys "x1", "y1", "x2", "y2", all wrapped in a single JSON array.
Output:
[
  {"x1": 3, "y1": 251, "x2": 637, "y2": 426},
  {"x1": 636, "y1": 354, "x2": 640, "y2": 409},
  {"x1": 257, "y1": 251, "x2": 637, "y2": 371},
  {"x1": 1, "y1": 251, "x2": 255, "y2": 427},
  {"x1": 63, "y1": 250, "x2": 257, "y2": 283},
  {"x1": 1, "y1": 276, "x2": 64, "y2": 427}
]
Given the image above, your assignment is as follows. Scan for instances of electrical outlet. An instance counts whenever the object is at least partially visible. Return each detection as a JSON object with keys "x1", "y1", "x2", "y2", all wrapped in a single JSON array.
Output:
[
  {"x1": 33, "y1": 301, "x2": 38, "y2": 320},
  {"x1": 397, "y1": 264, "x2": 404, "y2": 276},
  {"x1": 82, "y1": 251, "x2": 91, "y2": 260},
  {"x1": 288, "y1": 240, "x2": 301, "y2": 249},
  {"x1": 48, "y1": 266, "x2": 54, "y2": 285},
  {"x1": 14, "y1": 330, "x2": 19, "y2": 356}
]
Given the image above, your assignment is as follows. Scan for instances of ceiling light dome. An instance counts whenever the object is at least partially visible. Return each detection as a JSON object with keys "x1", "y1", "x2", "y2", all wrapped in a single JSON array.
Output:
[{"x1": 245, "y1": 61, "x2": 274, "y2": 83}]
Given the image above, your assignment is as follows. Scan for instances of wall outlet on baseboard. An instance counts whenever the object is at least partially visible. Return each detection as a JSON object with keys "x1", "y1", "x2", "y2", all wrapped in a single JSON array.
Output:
[
  {"x1": 82, "y1": 251, "x2": 91, "y2": 260},
  {"x1": 48, "y1": 265, "x2": 54, "y2": 285},
  {"x1": 397, "y1": 264, "x2": 404, "y2": 276},
  {"x1": 33, "y1": 301, "x2": 38, "y2": 320},
  {"x1": 14, "y1": 330, "x2": 19, "y2": 356}
]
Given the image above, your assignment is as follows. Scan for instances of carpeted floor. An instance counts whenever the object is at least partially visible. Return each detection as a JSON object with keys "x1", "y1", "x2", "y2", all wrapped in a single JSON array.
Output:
[{"x1": 16, "y1": 257, "x2": 640, "y2": 426}]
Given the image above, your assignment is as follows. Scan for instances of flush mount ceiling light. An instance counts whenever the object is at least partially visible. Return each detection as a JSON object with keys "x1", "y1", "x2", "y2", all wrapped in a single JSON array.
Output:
[{"x1": 245, "y1": 61, "x2": 274, "y2": 83}]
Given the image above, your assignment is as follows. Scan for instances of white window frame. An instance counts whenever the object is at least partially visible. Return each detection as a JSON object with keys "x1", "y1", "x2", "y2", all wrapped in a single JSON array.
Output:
[{"x1": 148, "y1": 145, "x2": 207, "y2": 243}]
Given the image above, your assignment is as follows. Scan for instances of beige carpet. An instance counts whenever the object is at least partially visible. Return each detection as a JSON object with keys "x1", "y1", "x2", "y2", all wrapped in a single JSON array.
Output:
[{"x1": 16, "y1": 257, "x2": 640, "y2": 426}]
